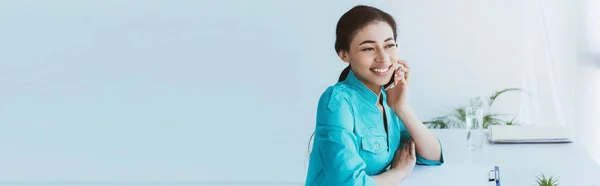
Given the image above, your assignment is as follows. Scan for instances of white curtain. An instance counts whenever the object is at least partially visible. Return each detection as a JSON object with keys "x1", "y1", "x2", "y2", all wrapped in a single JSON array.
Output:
[
  {"x1": 577, "y1": 0, "x2": 600, "y2": 165},
  {"x1": 519, "y1": 0, "x2": 600, "y2": 164}
]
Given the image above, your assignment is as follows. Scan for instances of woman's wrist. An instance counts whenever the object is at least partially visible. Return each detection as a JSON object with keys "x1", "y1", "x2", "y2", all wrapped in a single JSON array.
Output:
[{"x1": 389, "y1": 168, "x2": 409, "y2": 180}]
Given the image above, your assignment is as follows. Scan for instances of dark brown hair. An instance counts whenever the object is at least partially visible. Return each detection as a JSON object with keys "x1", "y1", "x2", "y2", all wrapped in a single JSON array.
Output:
[{"x1": 335, "y1": 5, "x2": 398, "y2": 82}]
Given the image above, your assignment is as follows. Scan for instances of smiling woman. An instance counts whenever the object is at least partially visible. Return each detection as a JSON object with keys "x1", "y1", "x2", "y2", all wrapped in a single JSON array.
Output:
[{"x1": 305, "y1": 5, "x2": 444, "y2": 186}]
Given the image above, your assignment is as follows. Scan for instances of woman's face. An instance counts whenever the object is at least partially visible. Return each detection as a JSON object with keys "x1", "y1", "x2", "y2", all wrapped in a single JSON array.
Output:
[{"x1": 340, "y1": 21, "x2": 399, "y2": 91}]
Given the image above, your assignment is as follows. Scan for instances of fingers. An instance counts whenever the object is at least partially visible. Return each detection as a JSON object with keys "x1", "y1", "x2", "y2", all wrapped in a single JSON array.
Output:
[
  {"x1": 397, "y1": 60, "x2": 407, "y2": 66},
  {"x1": 394, "y1": 70, "x2": 402, "y2": 85},
  {"x1": 410, "y1": 140, "x2": 416, "y2": 157},
  {"x1": 401, "y1": 139, "x2": 409, "y2": 151},
  {"x1": 400, "y1": 66, "x2": 409, "y2": 77},
  {"x1": 396, "y1": 61, "x2": 406, "y2": 77},
  {"x1": 399, "y1": 75, "x2": 408, "y2": 86},
  {"x1": 398, "y1": 140, "x2": 410, "y2": 155},
  {"x1": 394, "y1": 66, "x2": 407, "y2": 87},
  {"x1": 396, "y1": 60, "x2": 410, "y2": 82},
  {"x1": 400, "y1": 139, "x2": 415, "y2": 157},
  {"x1": 402, "y1": 139, "x2": 413, "y2": 152},
  {"x1": 403, "y1": 63, "x2": 410, "y2": 82},
  {"x1": 385, "y1": 60, "x2": 410, "y2": 92}
]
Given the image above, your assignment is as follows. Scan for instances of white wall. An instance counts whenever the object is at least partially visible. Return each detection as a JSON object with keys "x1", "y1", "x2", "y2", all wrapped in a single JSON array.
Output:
[{"x1": 0, "y1": 0, "x2": 530, "y2": 183}]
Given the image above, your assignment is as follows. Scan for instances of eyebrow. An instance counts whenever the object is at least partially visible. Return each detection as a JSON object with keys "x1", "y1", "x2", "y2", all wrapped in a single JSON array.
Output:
[{"x1": 358, "y1": 37, "x2": 395, "y2": 46}]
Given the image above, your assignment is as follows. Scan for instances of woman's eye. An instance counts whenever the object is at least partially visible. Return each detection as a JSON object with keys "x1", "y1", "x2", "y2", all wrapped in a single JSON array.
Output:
[
  {"x1": 361, "y1": 48, "x2": 375, "y2": 51},
  {"x1": 385, "y1": 44, "x2": 397, "y2": 48}
]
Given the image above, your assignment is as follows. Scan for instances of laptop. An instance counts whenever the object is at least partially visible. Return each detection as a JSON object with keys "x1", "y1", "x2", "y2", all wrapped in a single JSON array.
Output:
[{"x1": 489, "y1": 125, "x2": 572, "y2": 143}]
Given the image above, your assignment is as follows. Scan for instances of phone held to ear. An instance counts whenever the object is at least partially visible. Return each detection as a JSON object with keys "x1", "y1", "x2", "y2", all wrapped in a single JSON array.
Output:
[
  {"x1": 384, "y1": 64, "x2": 403, "y2": 91},
  {"x1": 384, "y1": 69, "x2": 395, "y2": 90}
]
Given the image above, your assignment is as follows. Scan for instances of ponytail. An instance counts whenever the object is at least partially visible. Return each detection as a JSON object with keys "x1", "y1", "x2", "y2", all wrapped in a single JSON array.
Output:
[{"x1": 338, "y1": 66, "x2": 351, "y2": 82}]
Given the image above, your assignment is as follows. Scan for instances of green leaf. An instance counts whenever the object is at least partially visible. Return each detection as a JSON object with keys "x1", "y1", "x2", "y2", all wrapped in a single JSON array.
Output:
[
  {"x1": 506, "y1": 116, "x2": 518, "y2": 125},
  {"x1": 488, "y1": 88, "x2": 522, "y2": 107},
  {"x1": 483, "y1": 113, "x2": 493, "y2": 128},
  {"x1": 482, "y1": 113, "x2": 505, "y2": 128},
  {"x1": 424, "y1": 116, "x2": 450, "y2": 129},
  {"x1": 454, "y1": 107, "x2": 466, "y2": 122},
  {"x1": 535, "y1": 174, "x2": 559, "y2": 186}
]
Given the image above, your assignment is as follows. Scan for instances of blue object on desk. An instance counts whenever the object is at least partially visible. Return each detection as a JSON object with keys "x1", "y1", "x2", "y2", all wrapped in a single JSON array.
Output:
[
  {"x1": 488, "y1": 166, "x2": 501, "y2": 185},
  {"x1": 494, "y1": 166, "x2": 501, "y2": 186}
]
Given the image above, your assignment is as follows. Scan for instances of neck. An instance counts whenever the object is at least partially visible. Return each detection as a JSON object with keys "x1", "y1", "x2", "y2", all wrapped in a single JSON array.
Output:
[
  {"x1": 366, "y1": 84, "x2": 382, "y2": 105},
  {"x1": 350, "y1": 71, "x2": 383, "y2": 105}
]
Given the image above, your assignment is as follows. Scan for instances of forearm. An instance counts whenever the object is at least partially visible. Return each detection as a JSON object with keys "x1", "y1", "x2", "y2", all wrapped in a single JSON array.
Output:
[
  {"x1": 372, "y1": 169, "x2": 408, "y2": 186},
  {"x1": 393, "y1": 106, "x2": 442, "y2": 161}
]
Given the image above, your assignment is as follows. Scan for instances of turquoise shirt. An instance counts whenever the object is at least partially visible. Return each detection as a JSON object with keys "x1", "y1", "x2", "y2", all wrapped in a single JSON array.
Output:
[{"x1": 305, "y1": 70, "x2": 444, "y2": 186}]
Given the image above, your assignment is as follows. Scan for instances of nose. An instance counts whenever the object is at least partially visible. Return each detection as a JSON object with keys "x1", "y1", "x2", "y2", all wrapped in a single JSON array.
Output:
[{"x1": 374, "y1": 49, "x2": 391, "y2": 64}]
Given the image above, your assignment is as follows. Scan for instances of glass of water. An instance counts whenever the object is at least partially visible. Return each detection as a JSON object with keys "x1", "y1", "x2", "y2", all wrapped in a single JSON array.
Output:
[{"x1": 466, "y1": 106, "x2": 484, "y2": 150}]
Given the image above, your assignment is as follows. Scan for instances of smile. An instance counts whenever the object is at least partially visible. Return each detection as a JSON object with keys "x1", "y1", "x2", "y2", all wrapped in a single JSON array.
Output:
[{"x1": 370, "y1": 65, "x2": 393, "y2": 76}]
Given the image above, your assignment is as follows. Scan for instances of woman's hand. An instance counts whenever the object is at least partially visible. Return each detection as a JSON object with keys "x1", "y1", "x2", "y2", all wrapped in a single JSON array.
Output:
[
  {"x1": 385, "y1": 60, "x2": 410, "y2": 113},
  {"x1": 390, "y1": 139, "x2": 416, "y2": 175}
]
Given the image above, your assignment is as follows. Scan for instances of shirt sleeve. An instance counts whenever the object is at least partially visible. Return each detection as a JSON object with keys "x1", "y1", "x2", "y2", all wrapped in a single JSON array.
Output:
[
  {"x1": 399, "y1": 126, "x2": 445, "y2": 166},
  {"x1": 314, "y1": 88, "x2": 377, "y2": 186},
  {"x1": 415, "y1": 138, "x2": 444, "y2": 165}
]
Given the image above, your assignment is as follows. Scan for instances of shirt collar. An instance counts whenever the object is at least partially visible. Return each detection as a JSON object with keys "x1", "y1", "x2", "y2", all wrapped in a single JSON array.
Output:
[{"x1": 343, "y1": 69, "x2": 383, "y2": 104}]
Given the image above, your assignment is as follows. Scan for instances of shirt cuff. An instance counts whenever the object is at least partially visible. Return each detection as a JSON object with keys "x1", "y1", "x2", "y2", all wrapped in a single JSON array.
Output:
[{"x1": 415, "y1": 138, "x2": 444, "y2": 165}]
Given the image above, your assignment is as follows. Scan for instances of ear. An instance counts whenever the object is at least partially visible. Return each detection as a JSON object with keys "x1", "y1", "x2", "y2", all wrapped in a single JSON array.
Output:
[{"x1": 337, "y1": 50, "x2": 350, "y2": 63}]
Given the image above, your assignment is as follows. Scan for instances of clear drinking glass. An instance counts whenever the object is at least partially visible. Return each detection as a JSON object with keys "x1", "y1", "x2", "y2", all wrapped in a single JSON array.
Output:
[{"x1": 466, "y1": 106, "x2": 484, "y2": 150}]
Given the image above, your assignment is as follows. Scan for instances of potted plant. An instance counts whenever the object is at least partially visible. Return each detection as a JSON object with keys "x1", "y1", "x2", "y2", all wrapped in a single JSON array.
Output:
[
  {"x1": 424, "y1": 88, "x2": 524, "y2": 129},
  {"x1": 535, "y1": 174, "x2": 559, "y2": 186}
]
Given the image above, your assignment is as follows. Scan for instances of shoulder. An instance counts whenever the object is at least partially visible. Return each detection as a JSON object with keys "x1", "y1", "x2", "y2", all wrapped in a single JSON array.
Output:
[
  {"x1": 317, "y1": 82, "x2": 353, "y2": 111},
  {"x1": 315, "y1": 83, "x2": 358, "y2": 128}
]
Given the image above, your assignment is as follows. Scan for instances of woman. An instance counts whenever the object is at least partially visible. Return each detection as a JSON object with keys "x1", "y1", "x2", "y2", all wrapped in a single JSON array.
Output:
[{"x1": 305, "y1": 5, "x2": 444, "y2": 186}]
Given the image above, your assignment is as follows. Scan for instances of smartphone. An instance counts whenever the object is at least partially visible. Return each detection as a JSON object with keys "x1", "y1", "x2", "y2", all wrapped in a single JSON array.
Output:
[{"x1": 383, "y1": 68, "x2": 396, "y2": 90}]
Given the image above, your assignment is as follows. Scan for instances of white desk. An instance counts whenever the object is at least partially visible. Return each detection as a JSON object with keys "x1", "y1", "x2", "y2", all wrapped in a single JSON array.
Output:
[
  {"x1": 401, "y1": 129, "x2": 600, "y2": 186},
  {"x1": 201, "y1": 129, "x2": 600, "y2": 186},
  {"x1": 1, "y1": 129, "x2": 597, "y2": 186}
]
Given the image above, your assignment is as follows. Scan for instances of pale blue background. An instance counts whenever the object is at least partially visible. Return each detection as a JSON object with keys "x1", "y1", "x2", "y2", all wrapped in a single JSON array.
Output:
[
  {"x1": 1, "y1": 0, "x2": 344, "y2": 183},
  {"x1": 0, "y1": 0, "x2": 525, "y2": 184}
]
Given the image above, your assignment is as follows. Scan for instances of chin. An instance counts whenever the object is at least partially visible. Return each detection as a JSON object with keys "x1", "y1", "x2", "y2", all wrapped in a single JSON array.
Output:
[
  {"x1": 375, "y1": 77, "x2": 393, "y2": 86},
  {"x1": 371, "y1": 80, "x2": 390, "y2": 87}
]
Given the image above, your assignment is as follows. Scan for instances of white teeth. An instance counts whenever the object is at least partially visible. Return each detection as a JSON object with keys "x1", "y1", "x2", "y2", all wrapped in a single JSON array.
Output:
[{"x1": 372, "y1": 66, "x2": 391, "y2": 73}]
